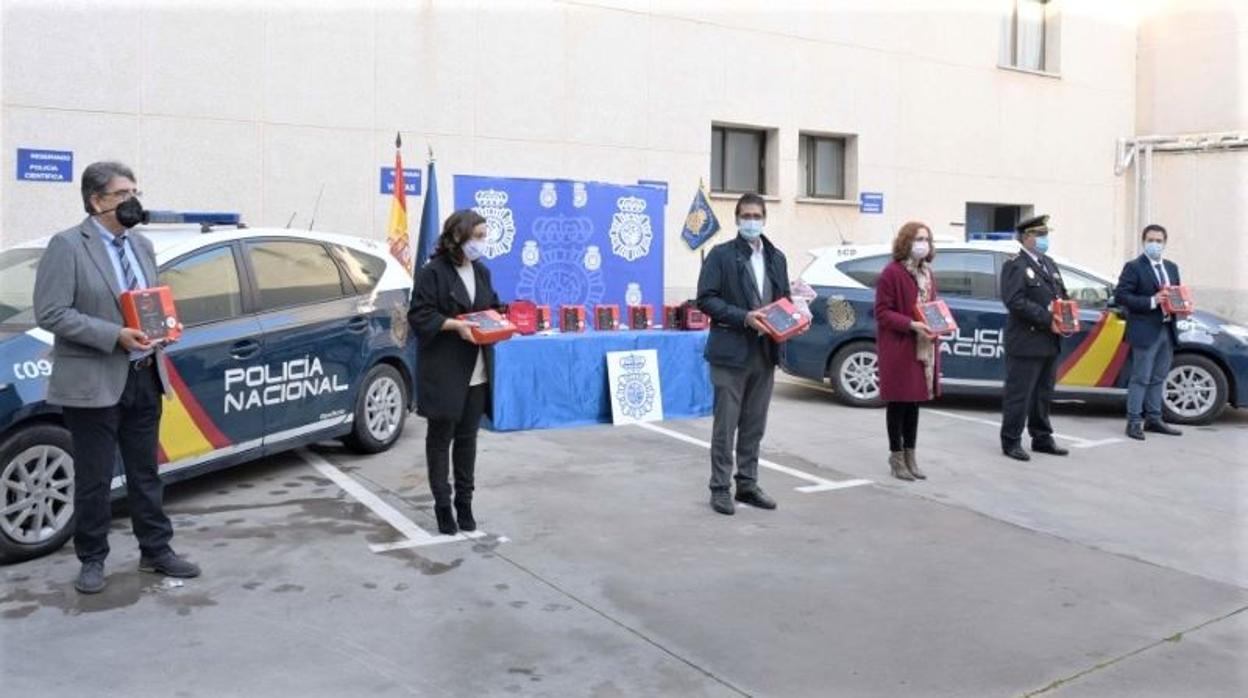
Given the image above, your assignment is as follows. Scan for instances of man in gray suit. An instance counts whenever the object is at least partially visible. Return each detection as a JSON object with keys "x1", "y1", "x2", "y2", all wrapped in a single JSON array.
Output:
[{"x1": 34, "y1": 161, "x2": 200, "y2": 594}]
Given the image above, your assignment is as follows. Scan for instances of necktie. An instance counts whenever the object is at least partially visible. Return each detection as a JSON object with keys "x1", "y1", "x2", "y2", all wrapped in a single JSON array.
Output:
[
  {"x1": 1153, "y1": 264, "x2": 1165, "y2": 287},
  {"x1": 111, "y1": 235, "x2": 139, "y2": 291}
]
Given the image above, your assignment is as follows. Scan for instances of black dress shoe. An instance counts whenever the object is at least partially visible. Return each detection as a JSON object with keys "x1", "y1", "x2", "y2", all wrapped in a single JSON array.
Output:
[
  {"x1": 434, "y1": 505, "x2": 458, "y2": 535},
  {"x1": 139, "y1": 553, "x2": 201, "y2": 578},
  {"x1": 1126, "y1": 422, "x2": 1145, "y2": 440},
  {"x1": 1144, "y1": 421, "x2": 1182, "y2": 436},
  {"x1": 710, "y1": 491, "x2": 735, "y2": 515},
  {"x1": 75, "y1": 561, "x2": 106, "y2": 594},
  {"x1": 1003, "y1": 445, "x2": 1031, "y2": 461},
  {"x1": 735, "y1": 487, "x2": 777, "y2": 510},
  {"x1": 1032, "y1": 441, "x2": 1069, "y2": 456}
]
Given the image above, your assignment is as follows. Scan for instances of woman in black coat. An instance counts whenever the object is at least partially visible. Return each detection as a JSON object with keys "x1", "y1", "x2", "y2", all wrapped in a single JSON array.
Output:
[{"x1": 408, "y1": 209, "x2": 501, "y2": 534}]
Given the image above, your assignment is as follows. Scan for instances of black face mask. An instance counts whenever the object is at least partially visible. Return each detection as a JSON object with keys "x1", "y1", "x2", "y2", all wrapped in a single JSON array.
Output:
[{"x1": 114, "y1": 197, "x2": 148, "y2": 229}]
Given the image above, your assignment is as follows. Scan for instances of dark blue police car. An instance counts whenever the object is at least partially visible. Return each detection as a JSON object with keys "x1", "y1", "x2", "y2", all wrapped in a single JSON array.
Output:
[
  {"x1": 781, "y1": 241, "x2": 1248, "y2": 425},
  {"x1": 0, "y1": 217, "x2": 415, "y2": 562}
]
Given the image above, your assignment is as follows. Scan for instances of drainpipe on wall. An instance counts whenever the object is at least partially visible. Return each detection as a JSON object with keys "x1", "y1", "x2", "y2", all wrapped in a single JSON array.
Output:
[{"x1": 1115, "y1": 131, "x2": 1248, "y2": 253}]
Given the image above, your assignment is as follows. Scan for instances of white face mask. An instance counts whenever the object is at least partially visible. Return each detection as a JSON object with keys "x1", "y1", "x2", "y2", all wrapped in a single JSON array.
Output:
[
  {"x1": 463, "y1": 239, "x2": 487, "y2": 262},
  {"x1": 910, "y1": 241, "x2": 930, "y2": 259}
]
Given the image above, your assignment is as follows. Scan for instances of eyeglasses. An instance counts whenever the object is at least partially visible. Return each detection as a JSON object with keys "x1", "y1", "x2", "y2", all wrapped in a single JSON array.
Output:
[{"x1": 102, "y1": 189, "x2": 142, "y2": 200}]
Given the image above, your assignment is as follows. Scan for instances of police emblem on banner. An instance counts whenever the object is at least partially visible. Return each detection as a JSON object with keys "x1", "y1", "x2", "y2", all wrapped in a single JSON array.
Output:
[
  {"x1": 521, "y1": 240, "x2": 540, "y2": 267},
  {"x1": 515, "y1": 216, "x2": 606, "y2": 307},
  {"x1": 827, "y1": 296, "x2": 856, "y2": 331},
  {"x1": 583, "y1": 245, "x2": 602, "y2": 271},
  {"x1": 472, "y1": 189, "x2": 516, "y2": 259},
  {"x1": 615, "y1": 353, "x2": 656, "y2": 420},
  {"x1": 539, "y1": 182, "x2": 557, "y2": 209},
  {"x1": 625, "y1": 282, "x2": 642, "y2": 307},
  {"x1": 608, "y1": 196, "x2": 653, "y2": 262}
]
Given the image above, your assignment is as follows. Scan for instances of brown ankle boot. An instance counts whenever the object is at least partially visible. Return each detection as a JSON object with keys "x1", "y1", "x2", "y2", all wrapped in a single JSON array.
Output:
[
  {"x1": 904, "y1": 448, "x2": 926, "y2": 479},
  {"x1": 889, "y1": 452, "x2": 914, "y2": 481}
]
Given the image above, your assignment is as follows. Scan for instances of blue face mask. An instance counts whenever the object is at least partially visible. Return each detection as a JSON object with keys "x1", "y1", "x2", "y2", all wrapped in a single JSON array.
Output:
[
  {"x1": 1144, "y1": 241, "x2": 1164, "y2": 261},
  {"x1": 1033, "y1": 235, "x2": 1050, "y2": 255},
  {"x1": 739, "y1": 219, "x2": 764, "y2": 240}
]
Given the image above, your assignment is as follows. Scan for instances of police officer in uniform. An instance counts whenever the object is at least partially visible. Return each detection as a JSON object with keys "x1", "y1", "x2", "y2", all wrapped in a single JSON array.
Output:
[{"x1": 999, "y1": 214, "x2": 1071, "y2": 461}]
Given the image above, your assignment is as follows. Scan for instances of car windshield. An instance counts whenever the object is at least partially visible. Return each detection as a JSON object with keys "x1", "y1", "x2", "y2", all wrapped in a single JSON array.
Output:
[{"x1": 0, "y1": 247, "x2": 43, "y2": 328}]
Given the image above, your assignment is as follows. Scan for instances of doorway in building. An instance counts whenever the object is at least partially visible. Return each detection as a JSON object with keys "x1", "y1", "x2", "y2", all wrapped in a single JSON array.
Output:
[{"x1": 966, "y1": 202, "x2": 1034, "y2": 240}]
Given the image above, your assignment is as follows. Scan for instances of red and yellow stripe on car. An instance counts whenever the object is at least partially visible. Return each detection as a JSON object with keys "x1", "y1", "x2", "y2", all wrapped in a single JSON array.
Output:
[
  {"x1": 157, "y1": 356, "x2": 232, "y2": 465},
  {"x1": 1057, "y1": 312, "x2": 1131, "y2": 387}
]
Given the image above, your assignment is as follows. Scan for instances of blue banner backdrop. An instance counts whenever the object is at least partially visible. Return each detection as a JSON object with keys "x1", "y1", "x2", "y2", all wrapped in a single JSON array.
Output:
[{"x1": 453, "y1": 176, "x2": 665, "y2": 327}]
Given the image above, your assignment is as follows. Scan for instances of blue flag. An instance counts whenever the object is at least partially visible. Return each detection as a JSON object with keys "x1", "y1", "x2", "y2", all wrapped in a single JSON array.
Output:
[
  {"x1": 415, "y1": 157, "x2": 440, "y2": 268},
  {"x1": 680, "y1": 185, "x2": 720, "y2": 250}
]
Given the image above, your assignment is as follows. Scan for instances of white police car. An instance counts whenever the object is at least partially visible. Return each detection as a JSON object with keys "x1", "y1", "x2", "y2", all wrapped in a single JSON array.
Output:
[
  {"x1": 780, "y1": 241, "x2": 1248, "y2": 424},
  {"x1": 0, "y1": 214, "x2": 416, "y2": 562}
]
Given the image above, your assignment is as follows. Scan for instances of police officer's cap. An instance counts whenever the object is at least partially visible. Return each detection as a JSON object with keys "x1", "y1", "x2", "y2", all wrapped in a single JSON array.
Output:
[{"x1": 1015, "y1": 214, "x2": 1050, "y2": 237}]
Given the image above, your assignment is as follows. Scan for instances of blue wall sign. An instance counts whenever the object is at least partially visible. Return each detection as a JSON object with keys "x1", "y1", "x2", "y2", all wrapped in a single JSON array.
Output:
[
  {"x1": 17, "y1": 149, "x2": 73, "y2": 182},
  {"x1": 860, "y1": 191, "x2": 883, "y2": 214},
  {"x1": 379, "y1": 167, "x2": 422, "y2": 196},
  {"x1": 453, "y1": 176, "x2": 666, "y2": 326}
]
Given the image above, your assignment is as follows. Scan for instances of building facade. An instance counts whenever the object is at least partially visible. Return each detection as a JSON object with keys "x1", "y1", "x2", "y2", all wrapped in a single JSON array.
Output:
[{"x1": 1, "y1": 0, "x2": 1240, "y2": 314}]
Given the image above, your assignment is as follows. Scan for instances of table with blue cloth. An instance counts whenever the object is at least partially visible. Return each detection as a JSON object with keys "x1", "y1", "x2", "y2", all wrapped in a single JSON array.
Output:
[{"x1": 488, "y1": 330, "x2": 712, "y2": 431}]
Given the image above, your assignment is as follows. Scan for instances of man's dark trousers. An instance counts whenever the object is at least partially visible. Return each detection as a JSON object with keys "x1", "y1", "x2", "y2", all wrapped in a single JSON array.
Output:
[
  {"x1": 709, "y1": 341, "x2": 775, "y2": 493},
  {"x1": 61, "y1": 359, "x2": 172, "y2": 564},
  {"x1": 1000, "y1": 353, "x2": 1058, "y2": 448}
]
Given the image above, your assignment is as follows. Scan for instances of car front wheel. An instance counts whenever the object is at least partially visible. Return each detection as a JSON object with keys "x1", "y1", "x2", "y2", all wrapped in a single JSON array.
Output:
[
  {"x1": 0, "y1": 424, "x2": 76, "y2": 564},
  {"x1": 1163, "y1": 353, "x2": 1228, "y2": 425},
  {"x1": 828, "y1": 341, "x2": 884, "y2": 408},
  {"x1": 344, "y1": 363, "x2": 409, "y2": 454}
]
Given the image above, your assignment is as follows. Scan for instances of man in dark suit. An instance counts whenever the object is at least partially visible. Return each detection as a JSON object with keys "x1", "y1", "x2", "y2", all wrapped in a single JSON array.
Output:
[
  {"x1": 999, "y1": 214, "x2": 1071, "y2": 461},
  {"x1": 33, "y1": 161, "x2": 199, "y2": 594},
  {"x1": 1114, "y1": 224, "x2": 1184, "y2": 440},
  {"x1": 696, "y1": 193, "x2": 790, "y2": 515}
]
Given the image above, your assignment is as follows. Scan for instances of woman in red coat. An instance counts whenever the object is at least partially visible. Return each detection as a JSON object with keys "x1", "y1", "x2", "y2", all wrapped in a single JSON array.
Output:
[{"x1": 874, "y1": 221, "x2": 942, "y2": 481}]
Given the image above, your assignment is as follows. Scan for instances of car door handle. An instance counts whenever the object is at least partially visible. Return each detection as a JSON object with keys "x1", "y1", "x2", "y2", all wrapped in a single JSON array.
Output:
[
  {"x1": 347, "y1": 316, "x2": 369, "y2": 333},
  {"x1": 230, "y1": 340, "x2": 261, "y2": 360}
]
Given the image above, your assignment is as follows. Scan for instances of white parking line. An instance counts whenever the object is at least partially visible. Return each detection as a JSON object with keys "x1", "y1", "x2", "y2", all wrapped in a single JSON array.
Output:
[
  {"x1": 776, "y1": 377, "x2": 1122, "y2": 450},
  {"x1": 923, "y1": 409, "x2": 1122, "y2": 449},
  {"x1": 633, "y1": 422, "x2": 873, "y2": 493},
  {"x1": 297, "y1": 449, "x2": 501, "y2": 552}
]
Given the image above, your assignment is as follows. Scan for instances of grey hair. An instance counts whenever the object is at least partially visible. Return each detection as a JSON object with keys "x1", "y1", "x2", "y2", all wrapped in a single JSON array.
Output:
[{"x1": 81, "y1": 161, "x2": 136, "y2": 215}]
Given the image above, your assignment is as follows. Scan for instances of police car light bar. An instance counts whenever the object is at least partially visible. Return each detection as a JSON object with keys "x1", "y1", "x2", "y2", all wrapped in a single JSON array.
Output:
[
  {"x1": 144, "y1": 210, "x2": 243, "y2": 227},
  {"x1": 967, "y1": 232, "x2": 1016, "y2": 241}
]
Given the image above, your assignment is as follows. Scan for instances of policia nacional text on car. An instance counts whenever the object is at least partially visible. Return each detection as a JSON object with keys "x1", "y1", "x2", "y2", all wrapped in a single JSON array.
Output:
[
  {"x1": 32, "y1": 161, "x2": 200, "y2": 594},
  {"x1": 999, "y1": 214, "x2": 1071, "y2": 462}
]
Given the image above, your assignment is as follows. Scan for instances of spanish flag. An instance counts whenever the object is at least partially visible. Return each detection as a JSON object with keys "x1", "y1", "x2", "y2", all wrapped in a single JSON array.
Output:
[{"x1": 386, "y1": 132, "x2": 414, "y2": 275}]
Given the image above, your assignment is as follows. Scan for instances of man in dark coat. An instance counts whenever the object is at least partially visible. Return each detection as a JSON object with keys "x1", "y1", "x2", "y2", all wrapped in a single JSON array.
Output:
[
  {"x1": 1113, "y1": 223, "x2": 1184, "y2": 440},
  {"x1": 695, "y1": 193, "x2": 790, "y2": 515},
  {"x1": 999, "y1": 214, "x2": 1070, "y2": 461}
]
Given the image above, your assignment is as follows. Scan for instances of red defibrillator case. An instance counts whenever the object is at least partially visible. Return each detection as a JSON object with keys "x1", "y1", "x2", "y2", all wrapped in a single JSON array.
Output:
[{"x1": 120, "y1": 286, "x2": 183, "y2": 343}]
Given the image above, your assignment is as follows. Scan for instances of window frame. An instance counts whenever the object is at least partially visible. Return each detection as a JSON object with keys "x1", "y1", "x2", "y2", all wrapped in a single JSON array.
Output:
[
  {"x1": 157, "y1": 243, "x2": 250, "y2": 328},
  {"x1": 711, "y1": 125, "x2": 768, "y2": 195},
  {"x1": 999, "y1": 0, "x2": 1059, "y2": 76},
  {"x1": 801, "y1": 133, "x2": 848, "y2": 200},
  {"x1": 239, "y1": 237, "x2": 353, "y2": 314}
]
